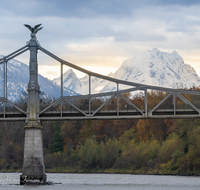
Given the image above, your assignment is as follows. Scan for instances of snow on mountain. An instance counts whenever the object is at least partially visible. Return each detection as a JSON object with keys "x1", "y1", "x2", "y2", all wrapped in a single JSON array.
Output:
[
  {"x1": 53, "y1": 69, "x2": 82, "y2": 93},
  {"x1": 0, "y1": 56, "x2": 78, "y2": 102},
  {"x1": 2, "y1": 48, "x2": 199, "y2": 102},
  {"x1": 111, "y1": 48, "x2": 200, "y2": 89},
  {"x1": 57, "y1": 48, "x2": 200, "y2": 95}
]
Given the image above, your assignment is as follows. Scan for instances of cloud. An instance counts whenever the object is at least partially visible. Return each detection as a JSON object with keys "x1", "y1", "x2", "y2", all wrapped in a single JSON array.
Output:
[
  {"x1": 0, "y1": 0, "x2": 134, "y2": 18},
  {"x1": 1, "y1": 1, "x2": 200, "y2": 78},
  {"x1": 2, "y1": 0, "x2": 200, "y2": 20},
  {"x1": 154, "y1": 0, "x2": 200, "y2": 6}
]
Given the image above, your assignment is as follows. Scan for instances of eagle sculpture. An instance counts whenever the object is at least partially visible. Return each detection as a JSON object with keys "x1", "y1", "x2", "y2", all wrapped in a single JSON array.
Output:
[{"x1": 24, "y1": 24, "x2": 43, "y2": 39}]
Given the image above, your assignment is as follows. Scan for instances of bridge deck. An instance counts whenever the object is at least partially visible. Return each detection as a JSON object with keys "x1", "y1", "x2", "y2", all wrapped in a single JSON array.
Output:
[{"x1": 0, "y1": 109, "x2": 199, "y2": 121}]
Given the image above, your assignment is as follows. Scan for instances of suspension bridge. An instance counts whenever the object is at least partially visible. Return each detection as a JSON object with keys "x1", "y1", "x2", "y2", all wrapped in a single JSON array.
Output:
[{"x1": 1, "y1": 24, "x2": 200, "y2": 184}]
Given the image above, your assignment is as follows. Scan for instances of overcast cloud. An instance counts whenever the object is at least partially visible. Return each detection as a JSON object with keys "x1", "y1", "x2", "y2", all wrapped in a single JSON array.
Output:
[{"x1": 1, "y1": 0, "x2": 200, "y2": 79}]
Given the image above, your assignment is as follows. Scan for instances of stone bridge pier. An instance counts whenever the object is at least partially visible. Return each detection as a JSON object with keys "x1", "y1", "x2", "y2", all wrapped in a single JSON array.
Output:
[
  {"x1": 20, "y1": 123, "x2": 46, "y2": 184},
  {"x1": 20, "y1": 26, "x2": 46, "y2": 184}
]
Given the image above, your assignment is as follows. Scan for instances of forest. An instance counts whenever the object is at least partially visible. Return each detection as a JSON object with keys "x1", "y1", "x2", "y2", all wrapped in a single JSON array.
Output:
[{"x1": 1, "y1": 87, "x2": 200, "y2": 175}]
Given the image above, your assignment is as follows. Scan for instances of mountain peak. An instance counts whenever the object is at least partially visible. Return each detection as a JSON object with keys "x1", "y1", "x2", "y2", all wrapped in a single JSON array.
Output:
[
  {"x1": 0, "y1": 58, "x2": 78, "y2": 101},
  {"x1": 172, "y1": 50, "x2": 178, "y2": 54},
  {"x1": 63, "y1": 69, "x2": 79, "y2": 81},
  {"x1": 65, "y1": 68, "x2": 77, "y2": 78},
  {"x1": 65, "y1": 68, "x2": 73, "y2": 74},
  {"x1": 53, "y1": 68, "x2": 83, "y2": 93},
  {"x1": 58, "y1": 48, "x2": 200, "y2": 95},
  {"x1": 151, "y1": 48, "x2": 159, "y2": 52},
  {"x1": 113, "y1": 48, "x2": 200, "y2": 89}
]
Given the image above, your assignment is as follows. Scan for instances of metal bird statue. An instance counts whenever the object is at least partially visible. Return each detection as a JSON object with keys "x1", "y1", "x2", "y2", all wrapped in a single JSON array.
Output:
[{"x1": 24, "y1": 24, "x2": 43, "y2": 40}]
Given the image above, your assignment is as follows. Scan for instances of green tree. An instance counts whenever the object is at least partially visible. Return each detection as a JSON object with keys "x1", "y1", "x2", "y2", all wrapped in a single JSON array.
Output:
[{"x1": 49, "y1": 121, "x2": 64, "y2": 153}]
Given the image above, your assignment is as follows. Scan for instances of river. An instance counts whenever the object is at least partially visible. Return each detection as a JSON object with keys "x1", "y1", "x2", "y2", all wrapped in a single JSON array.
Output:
[{"x1": 0, "y1": 173, "x2": 200, "y2": 190}]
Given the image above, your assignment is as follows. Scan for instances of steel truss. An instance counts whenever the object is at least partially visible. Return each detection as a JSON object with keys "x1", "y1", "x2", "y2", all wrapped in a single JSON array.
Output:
[{"x1": 1, "y1": 43, "x2": 200, "y2": 121}]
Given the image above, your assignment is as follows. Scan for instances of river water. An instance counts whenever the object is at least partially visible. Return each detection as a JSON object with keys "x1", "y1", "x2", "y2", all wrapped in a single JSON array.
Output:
[{"x1": 0, "y1": 173, "x2": 200, "y2": 190}]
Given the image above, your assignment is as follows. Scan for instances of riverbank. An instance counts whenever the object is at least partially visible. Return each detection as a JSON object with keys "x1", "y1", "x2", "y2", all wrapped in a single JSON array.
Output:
[
  {"x1": 1, "y1": 167, "x2": 200, "y2": 176},
  {"x1": 44, "y1": 167, "x2": 200, "y2": 176}
]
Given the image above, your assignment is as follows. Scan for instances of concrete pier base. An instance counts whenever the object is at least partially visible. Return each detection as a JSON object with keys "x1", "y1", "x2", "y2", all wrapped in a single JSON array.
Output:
[{"x1": 20, "y1": 122, "x2": 46, "y2": 185}]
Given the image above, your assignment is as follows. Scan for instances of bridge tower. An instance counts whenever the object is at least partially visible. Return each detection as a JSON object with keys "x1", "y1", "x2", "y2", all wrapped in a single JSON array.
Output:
[{"x1": 20, "y1": 24, "x2": 46, "y2": 184}]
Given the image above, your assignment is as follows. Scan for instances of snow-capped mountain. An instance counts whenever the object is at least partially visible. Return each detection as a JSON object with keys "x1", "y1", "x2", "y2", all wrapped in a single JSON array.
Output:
[
  {"x1": 53, "y1": 69, "x2": 82, "y2": 93},
  {"x1": 0, "y1": 56, "x2": 78, "y2": 102},
  {"x1": 56, "y1": 48, "x2": 200, "y2": 94},
  {"x1": 113, "y1": 48, "x2": 200, "y2": 89},
  {"x1": 2, "y1": 48, "x2": 200, "y2": 102}
]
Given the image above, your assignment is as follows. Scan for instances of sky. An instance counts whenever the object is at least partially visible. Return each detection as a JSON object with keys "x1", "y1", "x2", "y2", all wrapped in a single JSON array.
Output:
[{"x1": 1, "y1": 0, "x2": 200, "y2": 79}]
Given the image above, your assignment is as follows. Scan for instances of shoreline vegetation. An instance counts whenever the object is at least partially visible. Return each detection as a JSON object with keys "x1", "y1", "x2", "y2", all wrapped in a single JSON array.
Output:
[
  {"x1": 47, "y1": 168, "x2": 200, "y2": 176},
  {"x1": 1, "y1": 88, "x2": 200, "y2": 176},
  {"x1": 1, "y1": 168, "x2": 200, "y2": 176}
]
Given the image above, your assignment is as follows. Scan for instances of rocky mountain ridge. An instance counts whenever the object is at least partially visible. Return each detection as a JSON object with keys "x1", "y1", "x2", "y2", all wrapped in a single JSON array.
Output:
[{"x1": 53, "y1": 48, "x2": 200, "y2": 94}]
